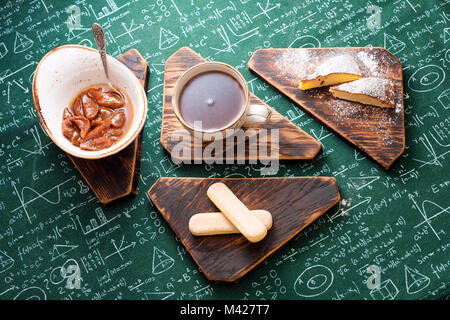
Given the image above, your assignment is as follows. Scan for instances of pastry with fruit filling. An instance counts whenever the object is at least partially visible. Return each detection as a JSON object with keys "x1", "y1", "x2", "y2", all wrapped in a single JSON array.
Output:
[
  {"x1": 300, "y1": 54, "x2": 363, "y2": 90},
  {"x1": 329, "y1": 77, "x2": 395, "y2": 108}
]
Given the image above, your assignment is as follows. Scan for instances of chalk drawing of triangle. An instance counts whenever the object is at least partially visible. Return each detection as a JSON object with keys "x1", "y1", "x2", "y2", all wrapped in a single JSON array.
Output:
[
  {"x1": 151, "y1": 62, "x2": 165, "y2": 75},
  {"x1": 0, "y1": 250, "x2": 15, "y2": 273},
  {"x1": 444, "y1": 28, "x2": 450, "y2": 44},
  {"x1": 384, "y1": 33, "x2": 405, "y2": 54},
  {"x1": 159, "y1": 27, "x2": 179, "y2": 50},
  {"x1": 14, "y1": 32, "x2": 34, "y2": 53},
  {"x1": 144, "y1": 291, "x2": 175, "y2": 300},
  {"x1": 66, "y1": 27, "x2": 91, "y2": 42},
  {"x1": 349, "y1": 176, "x2": 380, "y2": 191},
  {"x1": 404, "y1": 265, "x2": 430, "y2": 294},
  {"x1": 51, "y1": 244, "x2": 79, "y2": 261},
  {"x1": 152, "y1": 246, "x2": 175, "y2": 274},
  {"x1": 0, "y1": 42, "x2": 8, "y2": 59}
]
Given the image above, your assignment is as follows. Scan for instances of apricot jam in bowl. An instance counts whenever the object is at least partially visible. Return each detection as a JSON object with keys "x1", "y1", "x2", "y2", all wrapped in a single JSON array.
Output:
[{"x1": 32, "y1": 45, "x2": 148, "y2": 159}]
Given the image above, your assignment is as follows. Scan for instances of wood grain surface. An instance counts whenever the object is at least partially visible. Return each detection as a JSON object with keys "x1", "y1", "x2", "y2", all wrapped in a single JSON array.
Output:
[
  {"x1": 68, "y1": 49, "x2": 149, "y2": 204},
  {"x1": 160, "y1": 47, "x2": 322, "y2": 161},
  {"x1": 248, "y1": 47, "x2": 405, "y2": 169},
  {"x1": 148, "y1": 177, "x2": 340, "y2": 282}
]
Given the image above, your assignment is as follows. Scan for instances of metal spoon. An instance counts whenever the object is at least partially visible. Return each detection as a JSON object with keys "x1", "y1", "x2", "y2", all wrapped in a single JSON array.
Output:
[{"x1": 92, "y1": 23, "x2": 121, "y2": 95}]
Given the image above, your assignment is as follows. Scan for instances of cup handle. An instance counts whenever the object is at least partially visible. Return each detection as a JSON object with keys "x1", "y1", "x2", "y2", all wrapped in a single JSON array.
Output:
[{"x1": 244, "y1": 104, "x2": 272, "y2": 124}]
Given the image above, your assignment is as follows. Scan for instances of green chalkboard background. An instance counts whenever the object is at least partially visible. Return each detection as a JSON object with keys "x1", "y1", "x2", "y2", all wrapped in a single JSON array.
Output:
[{"x1": 0, "y1": 0, "x2": 449, "y2": 300}]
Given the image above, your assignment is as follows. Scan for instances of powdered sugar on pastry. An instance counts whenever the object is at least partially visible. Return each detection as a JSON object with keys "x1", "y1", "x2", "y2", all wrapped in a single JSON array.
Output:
[
  {"x1": 275, "y1": 49, "x2": 314, "y2": 80},
  {"x1": 308, "y1": 54, "x2": 363, "y2": 80},
  {"x1": 330, "y1": 77, "x2": 395, "y2": 108}
]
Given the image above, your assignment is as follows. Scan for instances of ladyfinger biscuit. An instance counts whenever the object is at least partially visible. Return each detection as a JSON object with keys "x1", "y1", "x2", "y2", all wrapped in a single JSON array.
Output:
[
  {"x1": 189, "y1": 210, "x2": 272, "y2": 236},
  {"x1": 206, "y1": 182, "x2": 267, "y2": 242}
]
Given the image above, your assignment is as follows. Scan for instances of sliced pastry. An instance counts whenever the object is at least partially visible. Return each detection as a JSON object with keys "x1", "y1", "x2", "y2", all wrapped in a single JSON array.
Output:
[
  {"x1": 329, "y1": 77, "x2": 395, "y2": 108},
  {"x1": 299, "y1": 54, "x2": 363, "y2": 90}
]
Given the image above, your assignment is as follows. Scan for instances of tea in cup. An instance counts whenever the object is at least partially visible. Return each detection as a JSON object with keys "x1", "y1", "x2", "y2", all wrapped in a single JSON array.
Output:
[{"x1": 172, "y1": 62, "x2": 271, "y2": 140}]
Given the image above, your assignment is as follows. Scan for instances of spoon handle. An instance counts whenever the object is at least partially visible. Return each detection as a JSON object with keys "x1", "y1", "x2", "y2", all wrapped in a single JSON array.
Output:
[{"x1": 92, "y1": 23, "x2": 109, "y2": 80}]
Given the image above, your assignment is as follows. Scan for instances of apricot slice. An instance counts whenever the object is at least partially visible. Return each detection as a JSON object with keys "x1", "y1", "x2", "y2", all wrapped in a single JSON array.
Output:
[
  {"x1": 91, "y1": 108, "x2": 114, "y2": 127},
  {"x1": 70, "y1": 116, "x2": 91, "y2": 139},
  {"x1": 72, "y1": 96, "x2": 84, "y2": 116},
  {"x1": 81, "y1": 95, "x2": 99, "y2": 120},
  {"x1": 90, "y1": 119, "x2": 103, "y2": 128},
  {"x1": 80, "y1": 136, "x2": 113, "y2": 151},
  {"x1": 71, "y1": 131, "x2": 81, "y2": 146},
  {"x1": 62, "y1": 119, "x2": 77, "y2": 140},
  {"x1": 111, "y1": 110, "x2": 125, "y2": 128},
  {"x1": 63, "y1": 107, "x2": 73, "y2": 120},
  {"x1": 87, "y1": 88, "x2": 124, "y2": 108},
  {"x1": 82, "y1": 118, "x2": 111, "y2": 141},
  {"x1": 99, "y1": 107, "x2": 113, "y2": 119},
  {"x1": 106, "y1": 128, "x2": 122, "y2": 137}
]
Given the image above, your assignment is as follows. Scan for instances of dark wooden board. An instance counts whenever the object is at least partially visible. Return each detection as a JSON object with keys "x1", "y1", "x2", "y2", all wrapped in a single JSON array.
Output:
[
  {"x1": 148, "y1": 177, "x2": 340, "y2": 282},
  {"x1": 160, "y1": 47, "x2": 322, "y2": 162},
  {"x1": 248, "y1": 47, "x2": 405, "y2": 169},
  {"x1": 67, "y1": 49, "x2": 149, "y2": 204}
]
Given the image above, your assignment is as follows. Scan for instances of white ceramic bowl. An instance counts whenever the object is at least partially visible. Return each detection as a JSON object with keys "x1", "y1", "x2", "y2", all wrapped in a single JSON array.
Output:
[{"x1": 32, "y1": 45, "x2": 148, "y2": 159}]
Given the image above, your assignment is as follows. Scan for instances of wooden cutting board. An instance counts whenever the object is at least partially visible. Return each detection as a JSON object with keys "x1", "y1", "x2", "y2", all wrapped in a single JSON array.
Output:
[
  {"x1": 148, "y1": 177, "x2": 340, "y2": 282},
  {"x1": 248, "y1": 47, "x2": 405, "y2": 169},
  {"x1": 160, "y1": 47, "x2": 322, "y2": 162},
  {"x1": 67, "y1": 49, "x2": 149, "y2": 204}
]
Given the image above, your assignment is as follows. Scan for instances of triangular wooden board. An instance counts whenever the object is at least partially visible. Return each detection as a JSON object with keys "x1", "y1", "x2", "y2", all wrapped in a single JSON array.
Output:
[
  {"x1": 160, "y1": 47, "x2": 322, "y2": 161},
  {"x1": 148, "y1": 177, "x2": 340, "y2": 282},
  {"x1": 67, "y1": 49, "x2": 149, "y2": 204},
  {"x1": 248, "y1": 47, "x2": 405, "y2": 169}
]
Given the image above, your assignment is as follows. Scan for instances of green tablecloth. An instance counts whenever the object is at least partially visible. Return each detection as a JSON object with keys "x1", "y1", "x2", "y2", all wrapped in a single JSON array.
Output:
[{"x1": 0, "y1": 0, "x2": 448, "y2": 300}]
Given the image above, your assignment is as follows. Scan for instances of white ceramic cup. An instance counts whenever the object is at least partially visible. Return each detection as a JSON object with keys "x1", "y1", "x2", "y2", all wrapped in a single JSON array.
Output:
[
  {"x1": 172, "y1": 62, "x2": 271, "y2": 140},
  {"x1": 32, "y1": 45, "x2": 148, "y2": 159}
]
